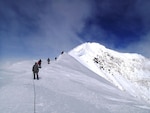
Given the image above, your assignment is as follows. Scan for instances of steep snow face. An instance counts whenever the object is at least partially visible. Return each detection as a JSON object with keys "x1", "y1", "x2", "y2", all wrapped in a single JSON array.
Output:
[{"x1": 69, "y1": 42, "x2": 150, "y2": 103}]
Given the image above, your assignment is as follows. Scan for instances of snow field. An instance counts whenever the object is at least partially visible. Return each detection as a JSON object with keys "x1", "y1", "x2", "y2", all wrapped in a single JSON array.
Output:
[{"x1": 0, "y1": 52, "x2": 150, "y2": 113}]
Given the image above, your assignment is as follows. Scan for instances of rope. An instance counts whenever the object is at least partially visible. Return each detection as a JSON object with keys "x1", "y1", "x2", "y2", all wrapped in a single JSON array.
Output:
[{"x1": 33, "y1": 79, "x2": 36, "y2": 113}]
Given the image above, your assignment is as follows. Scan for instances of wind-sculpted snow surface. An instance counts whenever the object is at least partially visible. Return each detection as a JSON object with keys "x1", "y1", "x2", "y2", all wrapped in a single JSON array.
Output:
[
  {"x1": 69, "y1": 42, "x2": 150, "y2": 103},
  {"x1": 0, "y1": 53, "x2": 150, "y2": 113}
]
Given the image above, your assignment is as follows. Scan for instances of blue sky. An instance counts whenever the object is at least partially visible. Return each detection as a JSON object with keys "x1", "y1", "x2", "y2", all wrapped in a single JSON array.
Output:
[{"x1": 0, "y1": 0, "x2": 150, "y2": 61}]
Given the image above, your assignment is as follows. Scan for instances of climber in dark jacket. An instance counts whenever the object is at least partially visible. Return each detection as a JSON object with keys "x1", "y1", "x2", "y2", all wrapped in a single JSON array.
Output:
[
  {"x1": 47, "y1": 58, "x2": 50, "y2": 64},
  {"x1": 38, "y1": 59, "x2": 42, "y2": 68},
  {"x1": 32, "y1": 62, "x2": 39, "y2": 80}
]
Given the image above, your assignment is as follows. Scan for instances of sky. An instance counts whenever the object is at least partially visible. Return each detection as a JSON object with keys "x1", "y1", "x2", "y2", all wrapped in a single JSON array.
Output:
[{"x1": 0, "y1": 0, "x2": 150, "y2": 61}]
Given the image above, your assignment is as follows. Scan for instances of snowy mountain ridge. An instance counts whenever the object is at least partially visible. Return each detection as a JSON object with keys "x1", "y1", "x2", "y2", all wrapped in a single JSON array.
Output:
[
  {"x1": 69, "y1": 42, "x2": 150, "y2": 103},
  {"x1": 0, "y1": 47, "x2": 150, "y2": 113}
]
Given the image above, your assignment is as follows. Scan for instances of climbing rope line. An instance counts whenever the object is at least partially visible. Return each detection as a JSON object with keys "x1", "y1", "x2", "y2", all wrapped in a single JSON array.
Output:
[{"x1": 33, "y1": 79, "x2": 36, "y2": 113}]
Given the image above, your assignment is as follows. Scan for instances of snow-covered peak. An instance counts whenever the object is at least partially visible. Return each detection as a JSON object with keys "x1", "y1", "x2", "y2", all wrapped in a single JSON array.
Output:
[
  {"x1": 69, "y1": 42, "x2": 150, "y2": 103},
  {"x1": 69, "y1": 42, "x2": 145, "y2": 60}
]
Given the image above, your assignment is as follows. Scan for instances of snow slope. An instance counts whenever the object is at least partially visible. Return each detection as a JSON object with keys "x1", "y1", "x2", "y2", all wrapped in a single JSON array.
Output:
[
  {"x1": 69, "y1": 42, "x2": 150, "y2": 103},
  {"x1": 0, "y1": 53, "x2": 150, "y2": 113}
]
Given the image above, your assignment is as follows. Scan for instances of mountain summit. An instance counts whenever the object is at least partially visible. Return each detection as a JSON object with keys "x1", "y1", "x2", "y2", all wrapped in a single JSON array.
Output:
[{"x1": 69, "y1": 42, "x2": 150, "y2": 103}]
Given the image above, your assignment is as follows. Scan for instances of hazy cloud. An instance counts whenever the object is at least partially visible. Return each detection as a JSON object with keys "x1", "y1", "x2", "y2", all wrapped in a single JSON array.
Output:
[{"x1": 0, "y1": 0, "x2": 92, "y2": 59}]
